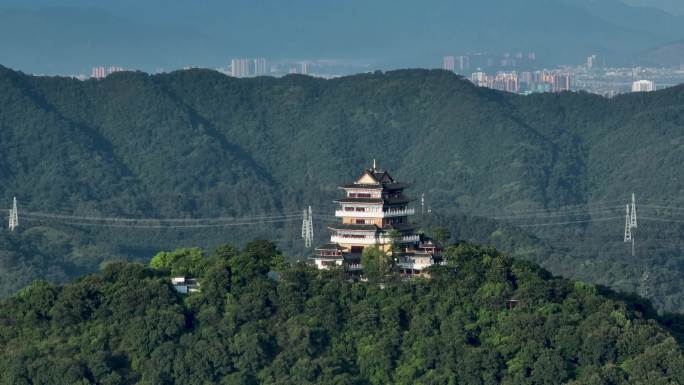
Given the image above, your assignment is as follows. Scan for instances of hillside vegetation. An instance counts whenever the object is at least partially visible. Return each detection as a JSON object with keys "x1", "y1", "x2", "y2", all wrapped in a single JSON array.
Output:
[
  {"x1": 1, "y1": 66, "x2": 684, "y2": 311},
  {"x1": 1, "y1": 241, "x2": 682, "y2": 385}
]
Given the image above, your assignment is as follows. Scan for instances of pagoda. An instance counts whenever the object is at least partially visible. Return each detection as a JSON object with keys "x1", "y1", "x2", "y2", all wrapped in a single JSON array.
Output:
[{"x1": 313, "y1": 161, "x2": 438, "y2": 276}]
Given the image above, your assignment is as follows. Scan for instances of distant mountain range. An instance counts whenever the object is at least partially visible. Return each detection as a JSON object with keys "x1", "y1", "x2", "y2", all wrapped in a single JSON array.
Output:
[
  {"x1": 623, "y1": 0, "x2": 684, "y2": 15},
  {"x1": 1, "y1": 0, "x2": 684, "y2": 74},
  {"x1": 2, "y1": 65, "x2": 684, "y2": 313}
]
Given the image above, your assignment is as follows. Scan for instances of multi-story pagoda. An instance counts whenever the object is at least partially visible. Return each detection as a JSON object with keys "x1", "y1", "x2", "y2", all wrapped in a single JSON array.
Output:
[{"x1": 314, "y1": 162, "x2": 438, "y2": 275}]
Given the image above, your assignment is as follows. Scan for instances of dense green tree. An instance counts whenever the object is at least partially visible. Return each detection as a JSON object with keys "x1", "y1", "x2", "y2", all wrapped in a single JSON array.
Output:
[
  {"x1": 361, "y1": 247, "x2": 392, "y2": 283},
  {"x1": 1, "y1": 242, "x2": 683, "y2": 385},
  {"x1": 150, "y1": 248, "x2": 207, "y2": 277}
]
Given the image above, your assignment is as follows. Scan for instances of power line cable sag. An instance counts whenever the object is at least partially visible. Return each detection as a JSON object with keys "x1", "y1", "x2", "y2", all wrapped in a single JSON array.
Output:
[
  {"x1": 514, "y1": 216, "x2": 623, "y2": 227},
  {"x1": 487, "y1": 207, "x2": 622, "y2": 220},
  {"x1": 21, "y1": 210, "x2": 304, "y2": 223}
]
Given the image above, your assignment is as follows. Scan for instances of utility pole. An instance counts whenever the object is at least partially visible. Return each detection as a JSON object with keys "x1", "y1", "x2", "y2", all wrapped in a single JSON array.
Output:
[
  {"x1": 307, "y1": 206, "x2": 313, "y2": 248},
  {"x1": 630, "y1": 192, "x2": 637, "y2": 229},
  {"x1": 8, "y1": 197, "x2": 18, "y2": 231}
]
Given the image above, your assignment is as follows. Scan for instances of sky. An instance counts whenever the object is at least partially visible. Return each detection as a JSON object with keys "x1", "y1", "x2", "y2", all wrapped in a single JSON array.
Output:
[{"x1": 0, "y1": 0, "x2": 683, "y2": 74}]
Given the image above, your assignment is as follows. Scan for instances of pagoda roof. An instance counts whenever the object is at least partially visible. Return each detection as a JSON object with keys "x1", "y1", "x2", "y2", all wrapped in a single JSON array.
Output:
[
  {"x1": 328, "y1": 224, "x2": 379, "y2": 231},
  {"x1": 334, "y1": 197, "x2": 383, "y2": 204},
  {"x1": 315, "y1": 243, "x2": 346, "y2": 251},
  {"x1": 382, "y1": 223, "x2": 414, "y2": 232},
  {"x1": 343, "y1": 165, "x2": 403, "y2": 187},
  {"x1": 339, "y1": 182, "x2": 409, "y2": 190},
  {"x1": 333, "y1": 196, "x2": 412, "y2": 205},
  {"x1": 385, "y1": 196, "x2": 413, "y2": 205}
]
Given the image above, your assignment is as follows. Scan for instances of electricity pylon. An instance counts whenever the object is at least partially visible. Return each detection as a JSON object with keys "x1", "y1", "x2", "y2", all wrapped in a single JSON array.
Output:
[
  {"x1": 301, "y1": 206, "x2": 313, "y2": 248},
  {"x1": 8, "y1": 197, "x2": 18, "y2": 231},
  {"x1": 624, "y1": 204, "x2": 633, "y2": 254}
]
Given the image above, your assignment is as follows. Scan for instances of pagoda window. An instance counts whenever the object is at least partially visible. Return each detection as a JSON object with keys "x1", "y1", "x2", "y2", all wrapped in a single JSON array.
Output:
[
  {"x1": 355, "y1": 219, "x2": 366, "y2": 224},
  {"x1": 356, "y1": 193, "x2": 372, "y2": 198},
  {"x1": 355, "y1": 207, "x2": 365, "y2": 212}
]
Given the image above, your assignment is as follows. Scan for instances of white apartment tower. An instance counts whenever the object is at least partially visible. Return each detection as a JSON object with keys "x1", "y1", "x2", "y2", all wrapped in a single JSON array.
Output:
[{"x1": 632, "y1": 80, "x2": 655, "y2": 92}]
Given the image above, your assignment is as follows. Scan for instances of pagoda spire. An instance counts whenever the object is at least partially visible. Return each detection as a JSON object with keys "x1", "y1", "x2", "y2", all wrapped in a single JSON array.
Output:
[{"x1": 373, "y1": 159, "x2": 377, "y2": 170}]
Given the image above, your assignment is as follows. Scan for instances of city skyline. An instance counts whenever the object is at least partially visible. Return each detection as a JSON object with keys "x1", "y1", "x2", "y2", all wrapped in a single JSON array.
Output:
[{"x1": 2, "y1": 0, "x2": 684, "y2": 75}]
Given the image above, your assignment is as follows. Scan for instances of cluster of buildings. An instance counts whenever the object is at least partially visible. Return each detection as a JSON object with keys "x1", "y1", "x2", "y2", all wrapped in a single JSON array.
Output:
[
  {"x1": 229, "y1": 58, "x2": 312, "y2": 78},
  {"x1": 230, "y1": 58, "x2": 269, "y2": 77},
  {"x1": 470, "y1": 70, "x2": 572, "y2": 93},
  {"x1": 631, "y1": 80, "x2": 656, "y2": 92},
  {"x1": 445, "y1": 52, "x2": 684, "y2": 96},
  {"x1": 312, "y1": 163, "x2": 441, "y2": 276},
  {"x1": 90, "y1": 66, "x2": 125, "y2": 79},
  {"x1": 443, "y1": 52, "x2": 538, "y2": 73}
]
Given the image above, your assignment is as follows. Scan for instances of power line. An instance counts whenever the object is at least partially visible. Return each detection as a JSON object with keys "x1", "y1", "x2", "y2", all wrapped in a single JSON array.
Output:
[
  {"x1": 22, "y1": 216, "x2": 302, "y2": 229},
  {"x1": 515, "y1": 216, "x2": 622, "y2": 228},
  {"x1": 457, "y1": 199, "x2": 627, "y2": 217},
  {"x1": 489, "y1": 207, "x2": 622, "y2": 220},
  {"x1": 21, "y1": 210, "x2": 303, "y2": 223}
]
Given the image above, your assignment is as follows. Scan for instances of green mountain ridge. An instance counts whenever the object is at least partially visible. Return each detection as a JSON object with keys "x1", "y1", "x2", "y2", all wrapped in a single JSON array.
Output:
[{"x1": 1, "y1": 65, "x2": 684, "y2": 312}]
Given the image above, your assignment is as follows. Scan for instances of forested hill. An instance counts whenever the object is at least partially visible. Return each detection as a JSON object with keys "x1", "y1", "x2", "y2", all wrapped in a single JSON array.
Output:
[
  {"x1": 1, "y1": 242, "x2": 683, "y2": 385},
  {"x1": 2, "y1": 65, "x2": 684, "y2": 312}
]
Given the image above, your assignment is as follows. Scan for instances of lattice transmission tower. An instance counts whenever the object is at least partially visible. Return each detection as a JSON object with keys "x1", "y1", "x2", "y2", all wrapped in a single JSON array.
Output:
[
  {"x1": 623, "y1": 193, "x2": 637, "y2": 257},
  {"x1": 8, "y1": 197, "x2": 18, "y2": 232},
  {"x1": 301, "y1": 206, "x2": 313, "y2": 248}
]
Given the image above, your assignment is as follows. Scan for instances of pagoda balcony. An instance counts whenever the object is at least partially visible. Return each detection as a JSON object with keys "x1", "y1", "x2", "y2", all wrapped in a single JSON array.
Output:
[
  {"x1": 335, "y1": 208, "x2": 415, "y2": 218},
  {"x1": 330, "y1": 234, "x2": 420, "y2": 245}
]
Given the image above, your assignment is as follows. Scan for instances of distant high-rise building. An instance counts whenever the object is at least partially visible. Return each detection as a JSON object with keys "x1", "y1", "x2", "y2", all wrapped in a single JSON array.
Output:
[
  {"x1": 443, "y1": 55, "x2": 455, "y2": 71},
  {"x1": 587, "y1": 54, "x2": 597, "y2": 70},
  {"x1": 520, "y1": 71, "x2": 533, "y2": 84},
  {"x1": 494, "y1": 72, "x2": 519, "y2": 93},
  {"x1": 470, "y1": 72, "x2": 488, "y2": 87},
  {"x1": 254, "y1": 58, "x2": 267, "y2": 76},
  {"x1": 300, "y1": 62, "x2": 309, "y2": 75},
  {"x1": 230, "y1": 58, "x2": 250, "y2": 77},
  {"x1": 108, "y1": 66, "x2": 124, "y2": 75},
  {"x1": 554, "y1": 73, "x2": 571, "y2": 92},
  {"x1": 457, "y1": 55, "x2": 470, "y2": 72},
  {"x1": 632, "y1": 80, "x2": 655, "y2": 92},
  {"x1": 91, "y1": 66, "x2": 106, "y2": 79}
]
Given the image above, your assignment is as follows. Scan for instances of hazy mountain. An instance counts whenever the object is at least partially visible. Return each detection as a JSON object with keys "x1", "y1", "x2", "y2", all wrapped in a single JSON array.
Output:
[
  {"x1": 0, "y1": 7, "x2": 220, "y2": 75},
  {"x1": 2, "y1": 0, "x2": 684, "y2": 74},
  {"x1": 640, "y1": 39, "x2": 684, "y2": 67},
  {"x1": 623, "y1": 0, "x2": 684, "y2": 15}
]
